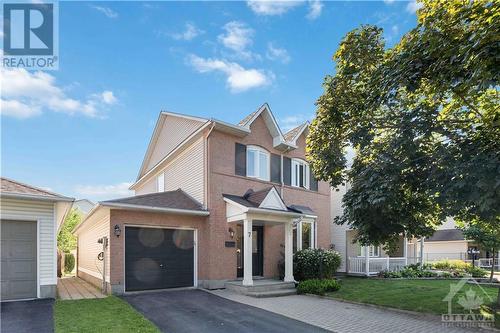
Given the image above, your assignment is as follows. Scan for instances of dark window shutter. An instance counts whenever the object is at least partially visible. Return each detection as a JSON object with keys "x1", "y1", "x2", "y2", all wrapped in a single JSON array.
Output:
[
  {"x1": 283, "y1": 157, "x2": 291, "y2": 186},
  {"x1": 270, "y1": 154, "x2": 281, "y2": 184},
  {"x1": 235, "y1": 143, "x2": 246, "y2": 176},
  {"x1": 299, "y1": 165, "x2": 304, "y2": 187},
  {"x1": 310, "y1": 170, "x2": 318, "y2": 191}
]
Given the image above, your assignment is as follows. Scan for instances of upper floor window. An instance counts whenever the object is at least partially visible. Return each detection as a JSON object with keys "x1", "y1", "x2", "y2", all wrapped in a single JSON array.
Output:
[
  {"x1": 157, "y1": 172, "x2": 165, "y2": 192},
  {"x1": 291, "y1": 159, "x2": 310, "y2": 189},
  {"x1": 246, "y1": 146, "x2": 270, "y2": 181}
]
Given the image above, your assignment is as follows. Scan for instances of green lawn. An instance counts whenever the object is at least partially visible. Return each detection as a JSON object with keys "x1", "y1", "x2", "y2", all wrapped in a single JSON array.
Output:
[
  {"x1": 54, "y1": 296, "x2": 159, "y2": 333},
  {"x1": 328, "y1": 277, "x2": 499, "y2": 326}
]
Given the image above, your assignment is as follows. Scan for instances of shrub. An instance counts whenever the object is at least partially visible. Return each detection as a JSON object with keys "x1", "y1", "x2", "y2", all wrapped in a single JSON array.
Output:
[
  {"x1": 465, "y1": 266, "x2": 488, "y2": 278},
  {"x1": 441, "y1": 271, "x2": 452, "y2": 278},
  {"x1": 432, "y1": 260, "x2": 470, "y2": 271},
  {"x1": 293, "y1": 248, "x2": 341, "y2": 281},
  {"x1": 297, "y1": 279, "x2": 340, "y2": 295},
  {"x1": 380, "y1": 270, "x2": 402, "y2": 278},
  {"x1": 64, "y1": 253, "x2": 75, "y2": 274}
]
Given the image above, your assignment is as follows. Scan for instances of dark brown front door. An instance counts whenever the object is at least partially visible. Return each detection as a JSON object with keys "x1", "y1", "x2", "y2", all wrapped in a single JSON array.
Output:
[{"x1": 236, "y1": 225, "x2": 264, "y2": 277}]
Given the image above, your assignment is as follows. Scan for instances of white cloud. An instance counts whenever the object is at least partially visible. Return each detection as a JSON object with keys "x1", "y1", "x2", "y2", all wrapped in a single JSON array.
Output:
[
  {"x1": 170, "y1": 22, "x2": 204, "y2": 41},
  {"x1": 91, "y1": 5, "x2": 118, "y2": 18},
  {"x1": 266, "y1": 43, "x2": 291, "y2": 64},
  {"x1": 74, "y1": 182, "x2": 133, "y2": 201},
  {"x1": 247, "y1": 0, "x2": 303, "y2": 16},
  {"x1": 280, "y1": 114, "x2": 312, "y2": 132},
  {"x1": 306, "y1": 0, "x2": 323, "y2": 20},
  {"x1": 0, "y1": 68, "x2": 117, "y2": 119},
  {"x1": 187, "y1": 54, "x2": 273, "y2": 93},
  {"x1": 406, "y1": 0, "x2": 423, "y2": 13},
  {"x1": 100, "y1": 91, "x2": 117, "y2": 105},
  {"x1": 218, "y1": 21, "x2": 255, "y2": 60}
]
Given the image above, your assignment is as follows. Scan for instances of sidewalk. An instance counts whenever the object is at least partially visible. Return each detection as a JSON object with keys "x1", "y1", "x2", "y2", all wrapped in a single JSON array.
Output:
[{"x1": 209, "y1": 289, "x2": 487, "y2": 333}]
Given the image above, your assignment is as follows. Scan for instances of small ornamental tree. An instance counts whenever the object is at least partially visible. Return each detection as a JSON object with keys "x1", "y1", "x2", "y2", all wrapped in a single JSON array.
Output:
[{"x1": 57, "y1": 209, "x2": 82, "y2": 253}]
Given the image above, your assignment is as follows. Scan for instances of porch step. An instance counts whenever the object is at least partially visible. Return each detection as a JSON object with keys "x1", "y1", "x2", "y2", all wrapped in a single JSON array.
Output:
[
  {"x1": 246, "y1": 288, "x2": 297, "y2": 298},
  {"x1": 224, "y1": 279, "x2": 296, "y2": 297}
]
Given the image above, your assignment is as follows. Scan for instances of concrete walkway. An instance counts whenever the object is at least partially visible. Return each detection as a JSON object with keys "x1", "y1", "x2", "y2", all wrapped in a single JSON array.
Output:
[
  {"x1": 210, "y1": 289, "x2": 487, "y2": 333},
  {"x1": 57, "y1": 277, "x2": 106, "y2": 300}
]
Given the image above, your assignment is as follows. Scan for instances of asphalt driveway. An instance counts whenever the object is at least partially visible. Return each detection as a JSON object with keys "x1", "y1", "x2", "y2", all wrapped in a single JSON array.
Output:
[
  {"x1": 0, "y1": 299, "x2": 54, "y2": 333},
  {"x1": 122, "y1": 289, "x2": 327, "y2": 333}
]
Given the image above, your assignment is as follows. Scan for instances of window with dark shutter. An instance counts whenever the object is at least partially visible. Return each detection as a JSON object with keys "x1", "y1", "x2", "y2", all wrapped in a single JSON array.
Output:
[
  {"x1": 235, "y1": 143, "x2": 246, "y2": 176},
  {"x1": 310, "y1": 171, "x2": 318, "y2": 191},
  {"x1": 283, "y1": 157, "x2": 291, "y2": 186},
  {"x1": 270, "y1": 154, "x2": 281, "y2": 184},
  {"x1": 299, "y1": 164, "x2": 304, "y2": 187}
]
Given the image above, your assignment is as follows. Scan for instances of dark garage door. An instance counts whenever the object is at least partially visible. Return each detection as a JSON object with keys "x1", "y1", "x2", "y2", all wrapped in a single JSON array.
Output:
[
  {"x1": 125, "y1": 227, "x2": 195, "y2": 292},
  {"x1": 1, "y1": 220, "x2": 37, "y2": 301}
]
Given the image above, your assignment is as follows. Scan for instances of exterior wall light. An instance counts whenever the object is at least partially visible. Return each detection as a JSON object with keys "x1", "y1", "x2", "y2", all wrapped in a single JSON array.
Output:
[
  {"x1": 228, "y1": 227, "x2": 235, "y2": 239},
  {"x1": 114, "y1": 224, "x2": 121, "y2": 237}
]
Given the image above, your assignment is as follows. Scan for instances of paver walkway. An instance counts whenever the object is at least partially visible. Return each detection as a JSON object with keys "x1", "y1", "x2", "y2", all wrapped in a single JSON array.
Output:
[
  {"x1": 210, "y1": 289, "x2": 487, "y2": 333},
  {"x1": 57, "y1": 277, "x2": 106, "y2": 300}
]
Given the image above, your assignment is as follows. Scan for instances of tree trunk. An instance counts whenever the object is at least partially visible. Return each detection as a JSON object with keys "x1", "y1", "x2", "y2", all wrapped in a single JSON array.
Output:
[{"x1": 490, "y1": 250, "x2": 495, "y2": 282}]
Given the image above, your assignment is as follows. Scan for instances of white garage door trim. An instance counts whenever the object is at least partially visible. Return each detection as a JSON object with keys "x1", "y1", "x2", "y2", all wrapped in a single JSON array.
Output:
[
  {"x1": 0, "y1": 215, "x2": 40, "y2": 301},
  {"x1": 122, "y1": 224, "x2": 198, "y2": 292}
]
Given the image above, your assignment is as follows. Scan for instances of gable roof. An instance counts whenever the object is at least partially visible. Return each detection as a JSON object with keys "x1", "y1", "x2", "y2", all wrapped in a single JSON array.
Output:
[
  {"x1": 1, "y1": 177, "x2": 73, "y2": 202},
  {"x1": 427, "y1": 229, "x2": 466, "y2": 242},
  {"x1": 283, "y1": 122, "x2": 309, "y2": 144}
]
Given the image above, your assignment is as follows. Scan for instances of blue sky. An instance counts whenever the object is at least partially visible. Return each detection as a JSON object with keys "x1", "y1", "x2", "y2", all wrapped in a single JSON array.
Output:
[{"x1": 1, "y1": 0, "x2": 420, "y2": 202}]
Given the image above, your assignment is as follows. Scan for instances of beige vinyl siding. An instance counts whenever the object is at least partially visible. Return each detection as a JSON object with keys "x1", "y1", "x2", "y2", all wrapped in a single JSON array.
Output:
[
  {"x1": 135, "y1": 137, "x2": 205, "y2": 204},
  {"x1": 331, "y1": 185, "x2": 348, "y2": 272},
  {"x1": 145, "y1": 116, "x2": 205, "y2": 173},
  {"x1": 76, "y1": 209, "x2": 110, "y2": 282},
  {"x1": 0, "y1": 198, "x2": 56, "y2": 286},
  {"x1": 135, "y1": 177, "x2": 156, "y2": 196},
  {"x1": 423, "y1": 241, "x2": 468, "y2": 261}
]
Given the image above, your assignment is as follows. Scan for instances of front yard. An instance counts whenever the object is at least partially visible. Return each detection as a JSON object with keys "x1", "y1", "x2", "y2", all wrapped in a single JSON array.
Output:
[
  {"x1": 54, "y1": 296, "x2": 159, "y2": 333},
  {"x1": 328, "y1": 277, "x2": 499, "y2": 327}
]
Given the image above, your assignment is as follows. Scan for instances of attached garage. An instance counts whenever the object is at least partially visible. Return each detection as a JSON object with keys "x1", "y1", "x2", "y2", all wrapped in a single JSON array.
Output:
[
  {"x1": 74, "y1": 190, "x2": 209, "y2": 295},
  {"x1": 125, "y1": 227, "x2": 196, "y2": 291},
  {"x1": 0, "y1": 178, "x2": 73, "y2": 301}
]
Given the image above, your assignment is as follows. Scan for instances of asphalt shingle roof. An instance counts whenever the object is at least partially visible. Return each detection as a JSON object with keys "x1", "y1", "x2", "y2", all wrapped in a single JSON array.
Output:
[
  {"x1": 1, "y1": 177, "x2": 70, "y2": 199},
  {"x1": 101, "y1": 189, "x2": 205, "y2": 211},
  {"x1": 427, "y1": 229, "x2": 465, "y2": 242}
]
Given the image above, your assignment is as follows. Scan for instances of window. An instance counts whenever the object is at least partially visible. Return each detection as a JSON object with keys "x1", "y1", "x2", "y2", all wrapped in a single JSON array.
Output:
[
  {"x1": 358, "y1": 245, "x2": 380, "y2": 257},
  {"x1": 291, "y1": 159, "x2": 310, "y2": 189},
  {"x1": 246, "y1": 146, "x2": 270, "y2": 181},
  {"x1": 292, "y1": 220, "x2": 315, "y2": 252},
  {"x1": 157, "y1": 173, "x2": 165, "y2": 192}
]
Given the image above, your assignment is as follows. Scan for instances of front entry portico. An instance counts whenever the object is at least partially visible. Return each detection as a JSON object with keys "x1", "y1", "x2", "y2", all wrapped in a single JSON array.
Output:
[{"x1": 223, "y1": 187, "x2": 317, "y2": 286}]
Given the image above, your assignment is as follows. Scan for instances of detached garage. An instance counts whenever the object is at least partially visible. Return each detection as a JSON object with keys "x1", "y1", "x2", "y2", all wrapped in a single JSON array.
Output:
[
  {"x1": 0, "y1": 177, "x2": 73, "y2": 301},
  {"x1": 73, "y1": 190, "x2": 209, "y2": 295}
]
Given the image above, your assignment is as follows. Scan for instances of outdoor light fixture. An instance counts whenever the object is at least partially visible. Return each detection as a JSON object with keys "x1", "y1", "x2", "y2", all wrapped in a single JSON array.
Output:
[
  {"x1": 114, "y1": 224, "x2": 121, "y2": 237},
  {"x1": 228, "y1": 227, "x2": 234, "y2": 239}
]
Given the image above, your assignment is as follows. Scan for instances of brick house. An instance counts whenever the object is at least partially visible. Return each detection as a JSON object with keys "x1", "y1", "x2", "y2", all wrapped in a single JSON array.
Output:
[{"x1": 74, "y1": 103, "x2": 331, "y2": 294}]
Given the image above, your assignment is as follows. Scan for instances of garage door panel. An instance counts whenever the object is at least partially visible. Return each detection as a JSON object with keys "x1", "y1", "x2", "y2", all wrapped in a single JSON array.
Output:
[
  {"x1": 125, "y1": 227, "x2": 195, "y2": 292},
  {"x1": 1, "y1": 220, "x2": 37, "y2": 300}
]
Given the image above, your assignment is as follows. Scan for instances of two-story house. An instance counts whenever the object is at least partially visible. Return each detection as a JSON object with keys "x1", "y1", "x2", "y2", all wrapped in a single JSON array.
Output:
[{"x1": 74, "y1": 104, "x2": 331, "y2": 294}]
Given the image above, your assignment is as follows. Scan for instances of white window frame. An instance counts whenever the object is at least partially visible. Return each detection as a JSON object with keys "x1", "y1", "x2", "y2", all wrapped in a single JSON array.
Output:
[
  {"x1": 246, "y1": 146, "x2": 270, "y2": 181},
  {"x1": 291, "y1": 158, "x2": 310, "y2": 189},
  {"x1": 293, "y1": 220, "x2": 316, "y2": 252},
  {"x1": 157, "y1": 172, "x2": 165, "y2": 192},
  {"x1": 358, "y1": 245, "x2": 380, "y2": 257}
]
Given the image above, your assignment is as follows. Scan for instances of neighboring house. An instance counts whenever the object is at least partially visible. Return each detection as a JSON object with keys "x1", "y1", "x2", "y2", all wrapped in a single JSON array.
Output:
[
  {"x1": 74, "y1": 104, "x2": 330, "y2": 294},
  {"x1": 0, "y1": 177, "x2": 73, "y2": 301},
  {"x1": 72, "y1": 199, "x2": 96, "y2": 216}
]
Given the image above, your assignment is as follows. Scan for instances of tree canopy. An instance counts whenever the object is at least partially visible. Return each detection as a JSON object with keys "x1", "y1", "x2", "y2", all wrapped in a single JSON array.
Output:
[
  {"x1": 57, "y1": 209, "x2": 82, "y2": 253},
  {"x1": 307, "y1": 0, "x2": 499, "y2": 247}
]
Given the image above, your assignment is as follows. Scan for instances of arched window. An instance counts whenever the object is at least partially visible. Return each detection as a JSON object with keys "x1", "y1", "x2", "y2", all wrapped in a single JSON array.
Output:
[{"x1": 246, "y1": 146, "x2": 270, "y2": 181}]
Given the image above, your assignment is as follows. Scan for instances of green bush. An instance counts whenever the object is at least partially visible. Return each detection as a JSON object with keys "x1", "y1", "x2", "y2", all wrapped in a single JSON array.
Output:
[
  {"x1": 465, "y1": 265, "x2": 488, "y2": 278},
  {"x1": 64, "y1": 253, "x2": 75, "y2": 274},
  {"x1": 297, "y1": 279, "x2": 340, "y2": 295},
  {"x1": 441, "y1": 271, "x2": 452, "y2": 278},
  {"x1": 432, "y1": 260, "x2": 470, "y2": 270},
  {"x1": 293, "y1": 248, "x2": 341, "y2": 281}
]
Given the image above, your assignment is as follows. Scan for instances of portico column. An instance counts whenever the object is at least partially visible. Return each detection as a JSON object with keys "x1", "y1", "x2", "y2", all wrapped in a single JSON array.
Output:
[
  {"x1": 242, "y1": 219, "x2": 253, "y2": 286},
  {"x1": 365, "y1": 246, "x2": 370, "y2": 276},
  {"x1": 403, "y1": 236, "x2": 408, "y2": 266},
  {"x1": 284, "y1": 221, "x2": 294, "y2": 282},
  {"x1": 419, "y1": 237, "x2": 425, "y2": 267}
]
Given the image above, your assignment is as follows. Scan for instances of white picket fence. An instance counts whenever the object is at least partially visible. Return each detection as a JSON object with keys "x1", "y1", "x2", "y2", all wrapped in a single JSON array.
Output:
[{"x1": 348, "y1": 257, "x2": 420, "y2": 275}]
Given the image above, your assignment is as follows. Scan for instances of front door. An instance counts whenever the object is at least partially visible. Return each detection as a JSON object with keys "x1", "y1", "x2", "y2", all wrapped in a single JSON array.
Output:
[{"x1": 236, "y1": 225, "x2": 264, "y2": 277}]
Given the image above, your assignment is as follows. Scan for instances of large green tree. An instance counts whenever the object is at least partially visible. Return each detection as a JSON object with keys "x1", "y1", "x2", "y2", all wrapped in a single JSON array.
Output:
[{"x1": 307, "y1": 0, "x2": 499, "y2": 247}]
